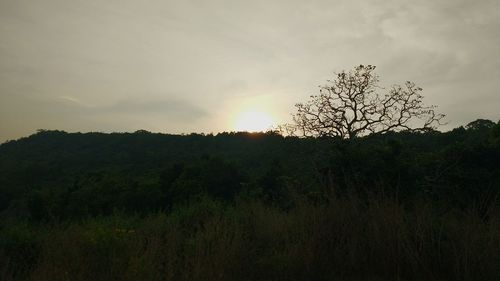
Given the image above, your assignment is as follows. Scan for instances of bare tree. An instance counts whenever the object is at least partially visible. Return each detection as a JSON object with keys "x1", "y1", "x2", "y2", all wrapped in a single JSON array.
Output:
[{"x1": 281, "y1": 65, "x2": 445, "y2": 138}]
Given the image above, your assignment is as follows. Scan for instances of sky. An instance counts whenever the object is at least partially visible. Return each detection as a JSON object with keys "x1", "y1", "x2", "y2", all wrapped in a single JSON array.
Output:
[{"x1": 1, "y1": 0, "x2": 499, "y2": 142}]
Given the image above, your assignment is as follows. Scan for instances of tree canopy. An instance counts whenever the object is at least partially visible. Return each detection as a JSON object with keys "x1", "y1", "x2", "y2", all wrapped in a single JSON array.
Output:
[{"x1": 282, "y1": 65, "x2": 445, "y2": 138}]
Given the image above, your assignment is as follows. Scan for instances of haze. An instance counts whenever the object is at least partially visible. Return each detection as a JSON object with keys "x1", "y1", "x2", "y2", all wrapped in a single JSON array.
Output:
[{"x1": 1, "y1": 0, "x2": 499, "y2": 142}]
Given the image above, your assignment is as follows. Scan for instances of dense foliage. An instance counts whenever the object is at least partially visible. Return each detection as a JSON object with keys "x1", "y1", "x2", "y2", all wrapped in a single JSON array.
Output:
[{"x1": 0, "y1": 119, "x2": 499, "y2": 280}]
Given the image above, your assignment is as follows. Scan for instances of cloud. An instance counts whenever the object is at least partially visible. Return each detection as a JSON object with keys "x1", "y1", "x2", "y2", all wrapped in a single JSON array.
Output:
[
  {"x1": 54, "y1": 95, "x2": 208, "y2": 121},
  {"x1": 59, "y1": 96, "x2": 91, "y2": 107},
  {"x1": 103, "y1": 98, "x2": 209, "y2": 121},
  {"x1": 0, "y1": 0, "x2": 499, "y2": 141}
]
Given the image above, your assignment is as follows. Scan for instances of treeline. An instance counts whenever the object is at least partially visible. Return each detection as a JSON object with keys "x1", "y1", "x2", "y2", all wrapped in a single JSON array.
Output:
[
  {"x1": 1, "y1": 119, "x2": 499, "y2": 221},
  {"x1": 0, "y1": 119, "x2": 499, "y2": 280}
]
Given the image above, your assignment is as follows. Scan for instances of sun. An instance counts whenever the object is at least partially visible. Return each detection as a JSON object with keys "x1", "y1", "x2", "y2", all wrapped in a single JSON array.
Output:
[{"x1": 234, "y1": 111, "x2": 274, "y2": 132}]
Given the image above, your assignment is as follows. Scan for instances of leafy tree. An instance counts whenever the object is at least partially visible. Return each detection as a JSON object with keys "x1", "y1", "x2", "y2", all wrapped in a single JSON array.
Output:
[
  {"x1": 162, "y1": 157, "x2": 245, "y2": 204},
  {"x1": 465, "y1": 119, "x2": 496, "y2": 130},
  {"x1": 283, "y1": 65, "x2": 445, "y2": 138}
]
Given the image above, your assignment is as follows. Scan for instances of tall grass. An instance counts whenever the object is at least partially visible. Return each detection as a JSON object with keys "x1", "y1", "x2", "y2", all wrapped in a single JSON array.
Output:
[{"x1": 1, "y1": 194, "x2": 499, "y2": 281}]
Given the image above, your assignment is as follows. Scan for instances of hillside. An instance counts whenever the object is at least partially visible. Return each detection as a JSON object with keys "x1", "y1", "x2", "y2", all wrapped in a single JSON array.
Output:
[
  {"x1": 1, "y1": 121, "x2": 499, "y2": 220},
  {"x1": 1, "y1": 120, "x2": 499, "y2": 280}
]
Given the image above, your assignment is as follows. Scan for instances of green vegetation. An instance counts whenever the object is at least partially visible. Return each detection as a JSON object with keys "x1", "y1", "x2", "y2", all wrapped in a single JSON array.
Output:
[{"x1": 1, "y1": 119, "x2": 500, "y2": 280}]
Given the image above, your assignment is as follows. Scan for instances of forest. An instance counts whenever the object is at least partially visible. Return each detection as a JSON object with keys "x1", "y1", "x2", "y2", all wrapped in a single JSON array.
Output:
[{"x1": 0, "y1": 119, "x2": 499, "y2": 281}]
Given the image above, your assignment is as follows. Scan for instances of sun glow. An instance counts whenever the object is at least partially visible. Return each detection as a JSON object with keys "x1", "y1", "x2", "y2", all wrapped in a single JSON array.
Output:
[{"x1": 234, "y1": 111, "x2": 275, "y2": 132}]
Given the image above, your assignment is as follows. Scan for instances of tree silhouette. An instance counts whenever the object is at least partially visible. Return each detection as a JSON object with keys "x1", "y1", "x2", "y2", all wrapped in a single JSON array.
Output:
[
  {"x1": 281, "y1": 65, "x2": 445, "y2": 138},
  {"x1": 465, "y1": 119, "x2": 496, "y2": 131}
]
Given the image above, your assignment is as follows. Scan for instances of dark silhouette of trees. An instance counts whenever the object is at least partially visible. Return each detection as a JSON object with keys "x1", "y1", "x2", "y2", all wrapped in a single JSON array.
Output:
[
  {"x1": 283, "y1": 65, "x2": 445, "y2": 138},
  {"x1": 465, "y1": 119, "x2": 496, "y2": 130},
  {"x1": 2, "y1": 123, "x2": 500, "y2": 280}
]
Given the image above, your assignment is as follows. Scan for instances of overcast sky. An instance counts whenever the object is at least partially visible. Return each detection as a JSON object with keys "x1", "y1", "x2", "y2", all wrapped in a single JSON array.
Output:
[{"x1": 1, "y1": 0, "x2": 499, "y2": 142}]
